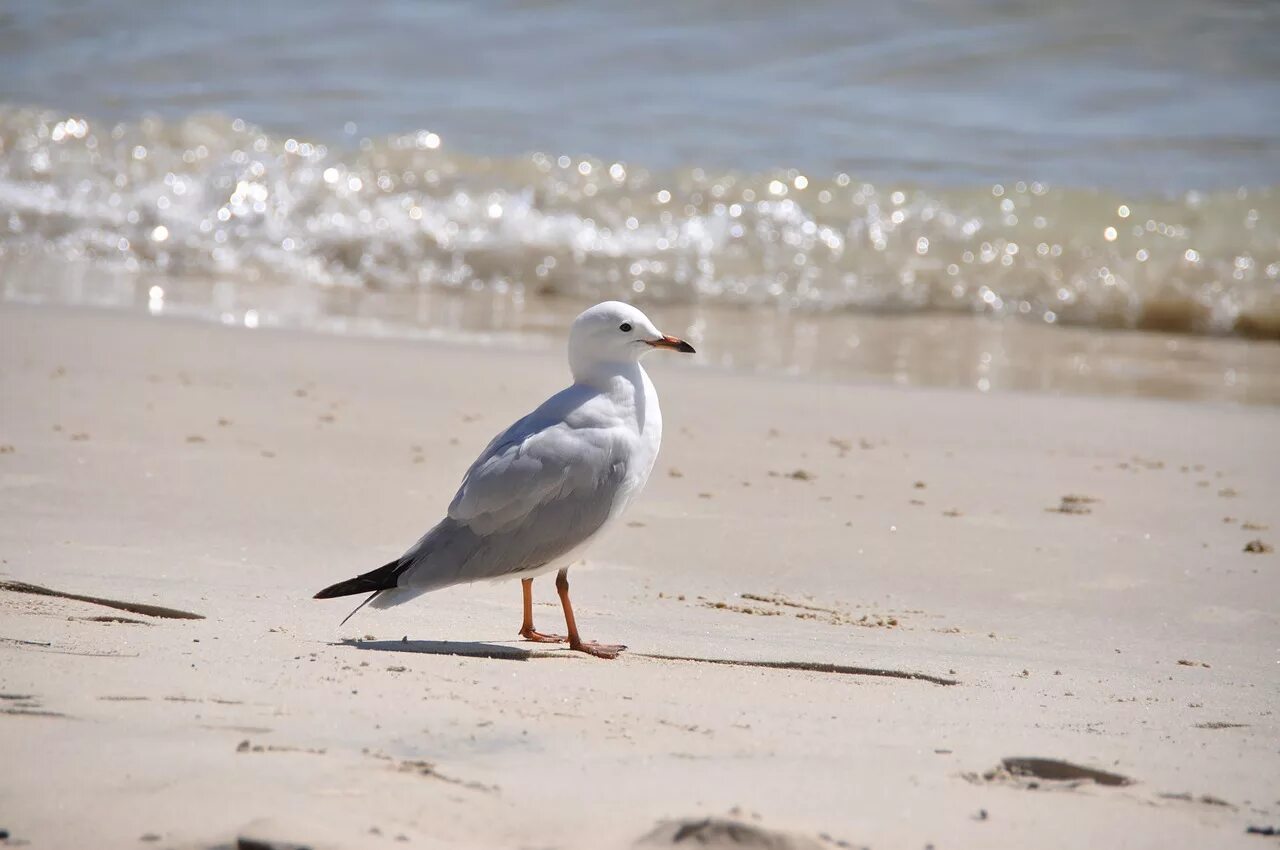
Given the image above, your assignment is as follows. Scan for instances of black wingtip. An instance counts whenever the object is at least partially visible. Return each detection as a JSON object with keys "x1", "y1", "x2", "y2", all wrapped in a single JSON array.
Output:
[
  {"x1": 313, "y1": 579, "x2": 363, "y2": 599},
  {"x1": 313, "y1": 559, "x2": 403, "y2": 600}
]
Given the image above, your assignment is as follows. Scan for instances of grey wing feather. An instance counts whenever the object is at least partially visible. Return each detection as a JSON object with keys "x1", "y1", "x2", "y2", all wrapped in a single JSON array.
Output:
[
  {"x1": 393, "y1": 388, "x2": 629, "y2": 592},
  {"x1": 447, "y1": 386, "x2": 593, "y2": 533}
]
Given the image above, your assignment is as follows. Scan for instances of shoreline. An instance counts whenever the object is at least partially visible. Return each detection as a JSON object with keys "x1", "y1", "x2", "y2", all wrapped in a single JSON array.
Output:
[{"x1": 4, "y1": 289, "x2": 1280, "y2": 407}]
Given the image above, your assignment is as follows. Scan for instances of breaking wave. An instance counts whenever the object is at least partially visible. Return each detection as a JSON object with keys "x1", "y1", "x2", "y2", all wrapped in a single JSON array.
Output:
[{"x1": 1, "y1": 106, "x2": 1277, "y2": 339}]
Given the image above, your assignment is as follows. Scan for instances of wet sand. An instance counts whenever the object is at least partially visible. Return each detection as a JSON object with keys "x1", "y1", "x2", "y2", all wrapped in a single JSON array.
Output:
[
  {"x1": 1, "y1": 303, "x2": 1278, "y2": 849},
  {"x1": 9, "y1": 261, "x2": 1280, "y2": 406}
]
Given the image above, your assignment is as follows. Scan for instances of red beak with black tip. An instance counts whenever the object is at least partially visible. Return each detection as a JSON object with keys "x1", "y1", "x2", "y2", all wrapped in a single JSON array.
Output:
[{"x1": 645, "y1": 335, "x2": 696, "y2": 354}]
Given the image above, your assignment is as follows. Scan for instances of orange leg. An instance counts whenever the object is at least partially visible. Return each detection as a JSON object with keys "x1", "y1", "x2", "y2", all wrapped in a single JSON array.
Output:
[
  {"x1": 556, "y1": 568, "x2": 626, "y2": 659},
  {"x1": 518, "y1": 577, "x2": 566, "y2": 643}
]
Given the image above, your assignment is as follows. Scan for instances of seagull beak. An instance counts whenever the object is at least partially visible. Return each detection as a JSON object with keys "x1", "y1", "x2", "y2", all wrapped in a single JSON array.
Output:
[{"x1": 646, "y1": 335, "x2": 696, "y2": 354}]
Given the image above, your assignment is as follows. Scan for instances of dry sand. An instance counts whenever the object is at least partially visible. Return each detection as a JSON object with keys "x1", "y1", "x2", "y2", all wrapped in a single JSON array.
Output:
[{"x1": 1, "y1": 303, "x2": 1277, "y2": 849}]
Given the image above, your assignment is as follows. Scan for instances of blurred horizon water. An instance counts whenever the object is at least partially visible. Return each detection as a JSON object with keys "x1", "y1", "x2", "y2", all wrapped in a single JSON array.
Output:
[
  {"x1": 4, "y1": 0, "x2": 1279, "y2": 190},
  {"x1": 1, "y1": 0, "x2": 1278, "y2": 402}
]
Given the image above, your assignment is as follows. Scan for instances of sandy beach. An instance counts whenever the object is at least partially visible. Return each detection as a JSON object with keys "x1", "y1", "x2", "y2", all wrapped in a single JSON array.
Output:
[{"x1": 1, "y1": 302, "x2": 1278, "y2": 849}]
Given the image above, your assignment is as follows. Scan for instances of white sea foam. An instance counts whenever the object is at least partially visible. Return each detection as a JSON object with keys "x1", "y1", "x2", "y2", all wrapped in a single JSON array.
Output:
[{"x1": 2, "y1": 108, "x2": 1276, "y2": 339}]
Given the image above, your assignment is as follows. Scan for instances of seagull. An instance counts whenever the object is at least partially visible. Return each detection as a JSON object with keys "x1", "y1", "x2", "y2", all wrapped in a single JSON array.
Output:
[{"x1": 314, "y1": 301, "x2": 695, "y2": 658}]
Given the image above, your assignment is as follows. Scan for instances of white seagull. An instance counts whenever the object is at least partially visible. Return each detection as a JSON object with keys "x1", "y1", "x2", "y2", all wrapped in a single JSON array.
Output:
[{"x1": 314, "y1": 301, "x2": 695, "y2": 658}]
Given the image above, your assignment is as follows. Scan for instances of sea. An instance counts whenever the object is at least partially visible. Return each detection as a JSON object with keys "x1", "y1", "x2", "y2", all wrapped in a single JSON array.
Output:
[{"x1": 2, "y1": 0, "x2": 1278, "y2": 402}]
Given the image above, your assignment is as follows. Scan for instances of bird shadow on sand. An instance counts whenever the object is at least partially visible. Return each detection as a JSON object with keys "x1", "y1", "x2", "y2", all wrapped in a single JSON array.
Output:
[
  {"x1": 337, "y1": 640, "x2": 958, "y2": 683},
  {"x1": 338, "y1": 638, "x2": 569, "y2": 661}
]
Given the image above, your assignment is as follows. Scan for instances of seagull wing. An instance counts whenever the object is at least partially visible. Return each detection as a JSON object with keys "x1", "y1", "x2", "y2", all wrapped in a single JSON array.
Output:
[
  {"x1": 449, "y1": 385, "x2": 615, "y2": 528},
  {"x1": 378, "y1": 387, "x2": 630, "y2": 597}
]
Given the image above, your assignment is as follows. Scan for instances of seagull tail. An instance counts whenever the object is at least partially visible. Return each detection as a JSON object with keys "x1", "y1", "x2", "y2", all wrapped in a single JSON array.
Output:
[
  {"x1": 367, "y1": 585, "x2": 429, "y2": 610},
  {"x1": 314, "y1": 559, "x2": 403, "y2": 600},
  {"x1": 339, "y1": 591, "x2": 380, "y2": 626}
]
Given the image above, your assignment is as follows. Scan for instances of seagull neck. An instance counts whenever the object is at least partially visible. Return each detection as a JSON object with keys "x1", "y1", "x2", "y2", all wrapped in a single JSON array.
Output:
[{"x1": 571, "y1": 359, "x2": 646, "y2": 395}]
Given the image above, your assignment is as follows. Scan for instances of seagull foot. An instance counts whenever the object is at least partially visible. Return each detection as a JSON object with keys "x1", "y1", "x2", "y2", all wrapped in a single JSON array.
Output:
[
  {"x1": 570, "y1": 640, "x2": 627, "y2": 659},
  {"x1": 518, "y1": 628, "x2": 567, "y2": 643}
]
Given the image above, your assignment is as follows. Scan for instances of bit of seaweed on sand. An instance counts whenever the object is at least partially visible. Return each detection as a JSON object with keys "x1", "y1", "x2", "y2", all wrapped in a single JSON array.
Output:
[
  {"x1": 1047, "y1": 494, "x2": 1099, "y2": 515},
  {"x1": 0, "y1": 637, "x2": 137, "y2": 657},
  {"x1": 363, "y1": 751, "x2": 498, "y2": 793},
  {"x1": 637, "y1": 817, "x2": 834, "y2": 849},
  {"x1": 237, "y1": 739, "x2": 325, "y2": 755},
  {"x1": 2, "y1": 707, "x2": 67, "y2": 718},
  {"x1": 700, "y1": 592, "x2": 902, "y2": 629},
  {"x1": 0, "y1": 638, "x2": 52, "y2": 648},
  {"x1": 637, "y1": 654, "x2": 957, "y2": 686},
  {"x1": 1157, "y1": 791, "x2": 1233, "y2": 808},
  {"x1": 965, "y1": 757, "x2": 1133, "y2": 789},
  {"x1": 702, "y1": 601, "x2": 784, "y2": 617},
  {"x1": 0, "y1": 693, "x2": 65, "y2": 718},
  {"x1": 0, "y1": 580, "x2": 203, "y2": 620},
  {"x1": 227, "y1": 837, "x2": 314, "y2": 850},
  {"x1": 741, "y1": 593, "x2": 839, "y2": 615},
  {"x1": 396, "y1": 759, "x2": 496, "y2": 792},
  {"x1": 1243, "y1": 539, "x2": 1273, "y2": 554}
]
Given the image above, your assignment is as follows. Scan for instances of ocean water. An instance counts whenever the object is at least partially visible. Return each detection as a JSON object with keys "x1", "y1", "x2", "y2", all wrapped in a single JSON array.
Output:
[{"x1": 2, "y1": 0, "x2": 1278, "y2": 400}]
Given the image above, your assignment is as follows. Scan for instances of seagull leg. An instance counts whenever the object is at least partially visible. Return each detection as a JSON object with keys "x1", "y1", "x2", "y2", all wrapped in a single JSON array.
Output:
[
  {"x1": 555, "y1": 568, "x2": 626, "y2": 659},
  {"x1": 518, "y1": 577, "x2": 566, "y2": 643}
]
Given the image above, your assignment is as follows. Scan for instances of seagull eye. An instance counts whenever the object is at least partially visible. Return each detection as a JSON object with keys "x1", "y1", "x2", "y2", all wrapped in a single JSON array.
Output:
[{"x1": 619, "y1": 322, "x2": 632, "y2": 332}]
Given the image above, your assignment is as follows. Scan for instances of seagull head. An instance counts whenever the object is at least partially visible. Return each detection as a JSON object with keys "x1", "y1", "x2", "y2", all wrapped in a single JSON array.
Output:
[{"x1": 568, "y1": 301, "x2": 695, "y2": 380}]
